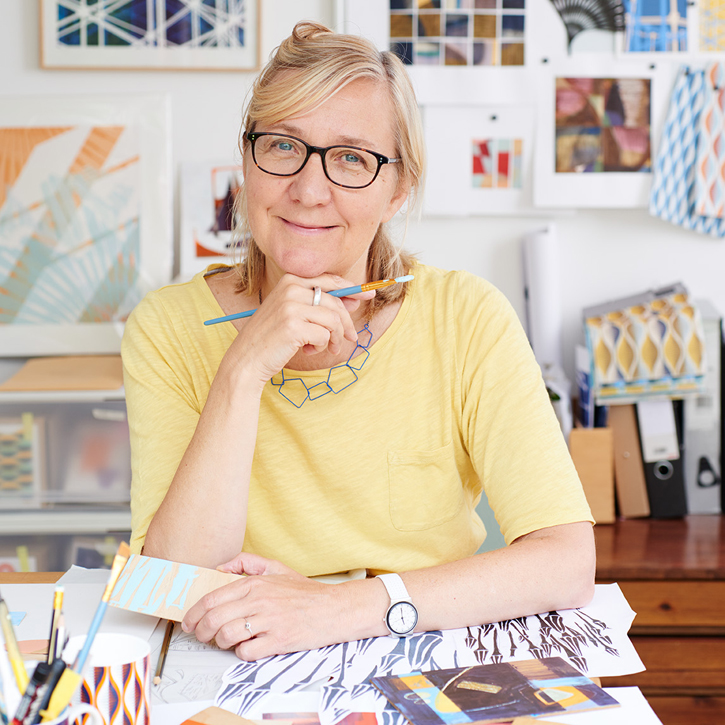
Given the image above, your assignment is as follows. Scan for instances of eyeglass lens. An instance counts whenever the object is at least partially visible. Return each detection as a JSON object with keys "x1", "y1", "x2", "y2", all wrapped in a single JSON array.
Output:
[{"x1": 253, "y1": 135, "x2": 380, "y2": 187}]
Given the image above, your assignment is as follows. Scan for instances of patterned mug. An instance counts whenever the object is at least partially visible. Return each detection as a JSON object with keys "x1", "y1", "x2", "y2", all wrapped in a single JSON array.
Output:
[{"x1": 63, "y1": 633, "x2": 151, "y2": 725}]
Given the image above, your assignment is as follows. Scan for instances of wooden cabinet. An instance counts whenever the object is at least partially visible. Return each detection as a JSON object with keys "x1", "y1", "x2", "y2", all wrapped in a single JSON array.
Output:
[{"x1": 594, "y1": 516, "x2": 725, "y2": 725}]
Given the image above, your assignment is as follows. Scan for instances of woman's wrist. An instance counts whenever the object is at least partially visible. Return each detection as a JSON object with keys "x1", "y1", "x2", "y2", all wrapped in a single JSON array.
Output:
[{"x1": 330, "y1": 578, "x2": 391, "y2": 643}]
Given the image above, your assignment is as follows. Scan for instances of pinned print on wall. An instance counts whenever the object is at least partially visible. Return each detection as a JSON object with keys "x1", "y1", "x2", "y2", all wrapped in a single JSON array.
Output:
[
  {"x1": 0, "y1": 95, "x2": 171, "y2": 356},
  {"x1": 40, "y1": 0, "x2": 260, "y2": 70},
  {"x1": 700, "y1": 0, "x2": 725, "y2": 51},
  {"x1": 180, "y1": 161, "x2": 244, "y2": 280},
  {"x1": 555, "y1": 77, "x2": 651, "y2": 173},
  {"x1": 622, "y1": 0, "x2": 689, "y2": 52},
  {"x1": 424, "y1": 105, "x2": 534, "y2": 215},
  {"x1": 389, "y1": 0, "x2": 525, "y2": 67},
  {"x1": 533, "y1": 65, "x2": 667, "y2": 209},
  {"x1": 472, "y1": 138, "x2": 523, "y2": 189}
]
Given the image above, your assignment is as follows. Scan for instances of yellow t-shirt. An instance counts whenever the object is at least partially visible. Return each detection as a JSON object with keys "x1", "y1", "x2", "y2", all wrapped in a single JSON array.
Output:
[{"x1": 122, "y1": 263, "x2": 592, "y2": 575}]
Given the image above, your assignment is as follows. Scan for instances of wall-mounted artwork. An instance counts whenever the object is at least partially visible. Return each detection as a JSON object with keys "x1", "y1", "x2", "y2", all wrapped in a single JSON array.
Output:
[
  {"x1": 623, "y1": 0, "x2": 688, "y2": 52},
  {"x1": 0, "y1": 416, "x2": 45, "y2": 509},
  {"x1": 700, "y1": 0, "x2": 725, "y2": 51},
  {"x1": 0, "y1": 95, "x2": 171, "y2": 355},
  {"x1": 424, "y1": 105, "x2": 534, "y2": 215},
  {"x1": 555, "y1": 77, "x2": 651, "y2": 173},
  {"x1": 389, "y1": 0, "x2": 525, "y2": 66},
  {"x1": 180, "y1": 161, "x2": 244, "y2": 280},
  {"x1": 472, "y1": 138, "x2": 523, "y2": 188},
  {"x1": 40, "y1": 0, "x2": 259, "y2": 70},
  {"x1": 534, "y1": 65, "x2": 666, "y2": 209}
]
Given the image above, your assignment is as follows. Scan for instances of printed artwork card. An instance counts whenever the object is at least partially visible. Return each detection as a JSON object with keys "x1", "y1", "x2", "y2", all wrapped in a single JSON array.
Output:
[
  {"x1": 370, "y1": 657, "x2": 619, "y2": 725},
  {"x1": 109, "y1": 553, "x2": 242, "y2": 621},
  {"x1": 180, "y1": 160, "x2": 245, "y2": 280}
]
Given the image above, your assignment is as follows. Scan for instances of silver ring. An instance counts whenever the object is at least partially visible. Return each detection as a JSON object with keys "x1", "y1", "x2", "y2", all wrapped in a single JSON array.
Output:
[
  {"x1": 245, "y1": 620, "x2": 253, "y2": 636},
  {"x1": 312, "y1": 286, "x2": 322, "y2": 306}
]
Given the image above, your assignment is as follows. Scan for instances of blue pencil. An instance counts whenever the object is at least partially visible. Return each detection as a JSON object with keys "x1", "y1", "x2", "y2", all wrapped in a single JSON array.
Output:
[{"x1": 203, "y1": 275, "x2": 414, "y2": 326}]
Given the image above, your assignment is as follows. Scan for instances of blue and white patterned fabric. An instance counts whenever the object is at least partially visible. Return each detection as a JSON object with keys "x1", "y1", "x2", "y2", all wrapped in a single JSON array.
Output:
[{"x1": 650, "y1": 65, "x2": 725, "y2": 237}]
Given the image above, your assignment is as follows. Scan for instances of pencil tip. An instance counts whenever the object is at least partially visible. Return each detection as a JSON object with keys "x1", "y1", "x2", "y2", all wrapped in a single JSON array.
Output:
[{"x1": 153, "y1": 676, "x2": 161, "y2": 685}]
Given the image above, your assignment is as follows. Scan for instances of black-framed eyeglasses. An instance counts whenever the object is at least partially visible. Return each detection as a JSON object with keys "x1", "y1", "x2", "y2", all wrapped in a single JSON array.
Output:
[{"x1": 246, "y1": 132, "x2": 401, "y2": 189}]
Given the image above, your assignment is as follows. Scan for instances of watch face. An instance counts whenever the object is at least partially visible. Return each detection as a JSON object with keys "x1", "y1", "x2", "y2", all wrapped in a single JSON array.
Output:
[{"x1": 386, "y1": 601, "x2": 418, "y2": 636}]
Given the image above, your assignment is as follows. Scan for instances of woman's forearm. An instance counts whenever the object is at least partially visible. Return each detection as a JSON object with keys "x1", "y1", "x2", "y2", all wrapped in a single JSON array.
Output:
[
  {"x1": 336, "y1": 521, "x2": 596, "y2": 644},
  {"x1": 142, "y1": 357, "x2": 265, "y2": 567}
]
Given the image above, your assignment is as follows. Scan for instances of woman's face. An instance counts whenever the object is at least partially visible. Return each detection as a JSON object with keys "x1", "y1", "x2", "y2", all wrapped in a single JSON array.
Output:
[{"x1": 243, "y1": 78, "x2": 409, "y2": 286}]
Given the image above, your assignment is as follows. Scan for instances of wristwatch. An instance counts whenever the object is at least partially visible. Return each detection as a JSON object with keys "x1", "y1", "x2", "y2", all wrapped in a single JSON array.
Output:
[{"x1": 377, "y1": 573, "x2": 418, "y2": 637}]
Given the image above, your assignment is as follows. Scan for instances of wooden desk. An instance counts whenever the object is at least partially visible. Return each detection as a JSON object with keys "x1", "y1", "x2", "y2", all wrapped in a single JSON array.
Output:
[
  {"x1": 0, "y1": 572, "x2": 63, "y2": 584},
  {"x1": 595, "y1": 516, "x2": 725, "y2": 725}
]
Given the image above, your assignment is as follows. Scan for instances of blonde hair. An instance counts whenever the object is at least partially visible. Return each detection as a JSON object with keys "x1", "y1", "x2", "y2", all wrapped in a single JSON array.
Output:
[{"x1": 233, "y1": 21, "x2": 425, "y2": 312}]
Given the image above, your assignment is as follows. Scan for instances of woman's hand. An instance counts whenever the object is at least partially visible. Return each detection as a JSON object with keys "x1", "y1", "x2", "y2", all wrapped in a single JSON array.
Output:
[
  {"x1": 181, "y1": 553, "x2": 352, "y2": 661},
  {"x1": 225, "y1": 274, "x2": 375, "y2": 386}
]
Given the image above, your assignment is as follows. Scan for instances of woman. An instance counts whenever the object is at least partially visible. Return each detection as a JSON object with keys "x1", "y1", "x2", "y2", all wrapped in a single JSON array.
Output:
[{"x1": 122, "y1": 21, "x2": 595, "y2": 662}]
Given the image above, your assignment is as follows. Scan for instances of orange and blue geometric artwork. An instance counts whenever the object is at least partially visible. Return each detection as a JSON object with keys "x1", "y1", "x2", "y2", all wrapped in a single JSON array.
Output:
[
  {"x1": 695, "y1": 63, "x2": 725, "y2": 219},
  {"x1": 0, "y1": 125, "x2": 142, "y2": 326},
  {"x1": 555, "y1": 77, "x2": 651, "y2": 173},
  {"x1": 371, "y1": 658, "x2": 620, "y2": 724},
  {"x1": 472, "y1": 139, "x2": 523, "y2": 189}
]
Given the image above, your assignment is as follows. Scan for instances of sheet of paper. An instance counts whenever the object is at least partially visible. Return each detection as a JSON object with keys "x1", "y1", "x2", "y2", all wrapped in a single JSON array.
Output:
[
  {"x1": 149, "y1": 619, "x2": 239, "y2": 706},
  {"x1": 214, "y1": 584, "x2": 643, "y2": 725},
  {"x1": 1, "y1": 580, "x2": 158, "y2": 645}
]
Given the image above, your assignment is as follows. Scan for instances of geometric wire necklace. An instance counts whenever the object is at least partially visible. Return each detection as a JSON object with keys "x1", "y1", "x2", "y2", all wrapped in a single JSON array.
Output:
[{"x1": 270, "y1": 323, "x2": 373, "y2": 407}]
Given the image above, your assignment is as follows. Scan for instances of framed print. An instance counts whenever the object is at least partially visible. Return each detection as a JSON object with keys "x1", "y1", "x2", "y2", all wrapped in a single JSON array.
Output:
[
  {"x1": 40, "y1": 0, "x2": 259, "y2": 70},
  {"x1": 180, "y1": 160, "x2": 244, "y2": 280},
  {"x1": 423, "y1": 104, "x2": 534, "y2": 216},
  {"x1": 0, "y1": 94, "x2": 172, "y2": 355}
]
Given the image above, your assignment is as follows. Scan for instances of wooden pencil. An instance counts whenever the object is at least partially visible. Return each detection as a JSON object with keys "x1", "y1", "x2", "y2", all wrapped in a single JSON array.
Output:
[{"x1": 154, "y1": 620, "x2": 174, "y2": 685}]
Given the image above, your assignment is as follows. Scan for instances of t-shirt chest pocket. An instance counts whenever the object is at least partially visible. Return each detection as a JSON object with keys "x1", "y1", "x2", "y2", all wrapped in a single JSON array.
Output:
[{"x1": 387, "y1": 441, "x2": 464, "y2": 531}]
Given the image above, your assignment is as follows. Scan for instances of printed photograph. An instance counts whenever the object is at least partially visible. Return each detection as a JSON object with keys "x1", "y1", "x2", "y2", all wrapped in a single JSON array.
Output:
[{"x1": 555, "y1": 77, "x2": 651, "y2": 173}]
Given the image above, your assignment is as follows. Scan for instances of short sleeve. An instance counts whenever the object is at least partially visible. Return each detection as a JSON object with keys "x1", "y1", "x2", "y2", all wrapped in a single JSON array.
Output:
[
  {"x1": 457, "y1": 279, "x2": 593, "y2": 544},
  {"x1": 122, "y1": 293, "x2": 203, "y2": 554}
]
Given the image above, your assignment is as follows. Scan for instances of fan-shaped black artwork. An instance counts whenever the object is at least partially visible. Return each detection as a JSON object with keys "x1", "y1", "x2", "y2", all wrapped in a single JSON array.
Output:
[{"x1": 550, "y1": 0, "x2": 625, "y2": 50}]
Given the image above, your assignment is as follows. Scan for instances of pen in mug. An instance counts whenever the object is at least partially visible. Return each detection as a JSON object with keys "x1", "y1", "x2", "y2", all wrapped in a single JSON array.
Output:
[
  {"x1": 45, "y1": 588, "x2": 64, "y2": 666},
  {"x1": 30, "y1": 659, "x2": 65, "y2": 725},
  {"x1": 0, "y1": 595, "x2": 28, "y2": 694},
  {"x1": 203, "y1": 275, "x2": 414, "y2": 326},
  {"x1": 10, "y1": 663, "x2": 50, "y2": 725},
  {"x1": 41, "y1": 543, "x2": 130, "y2": 723}
]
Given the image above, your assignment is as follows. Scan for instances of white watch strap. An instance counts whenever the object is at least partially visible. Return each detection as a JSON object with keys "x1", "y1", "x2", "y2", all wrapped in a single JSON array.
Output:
[{"x1": 377, "y1": 573, "x2": 411, "y2": 604}]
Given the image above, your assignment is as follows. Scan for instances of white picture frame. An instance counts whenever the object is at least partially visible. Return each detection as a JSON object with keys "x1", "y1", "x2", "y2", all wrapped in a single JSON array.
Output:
[
  {"x1": 0, "y1": 94, "x2": 172, "y2": 356},
  {"x1": 39, "y1": 0, "x2": 260, "y2": 71}
]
